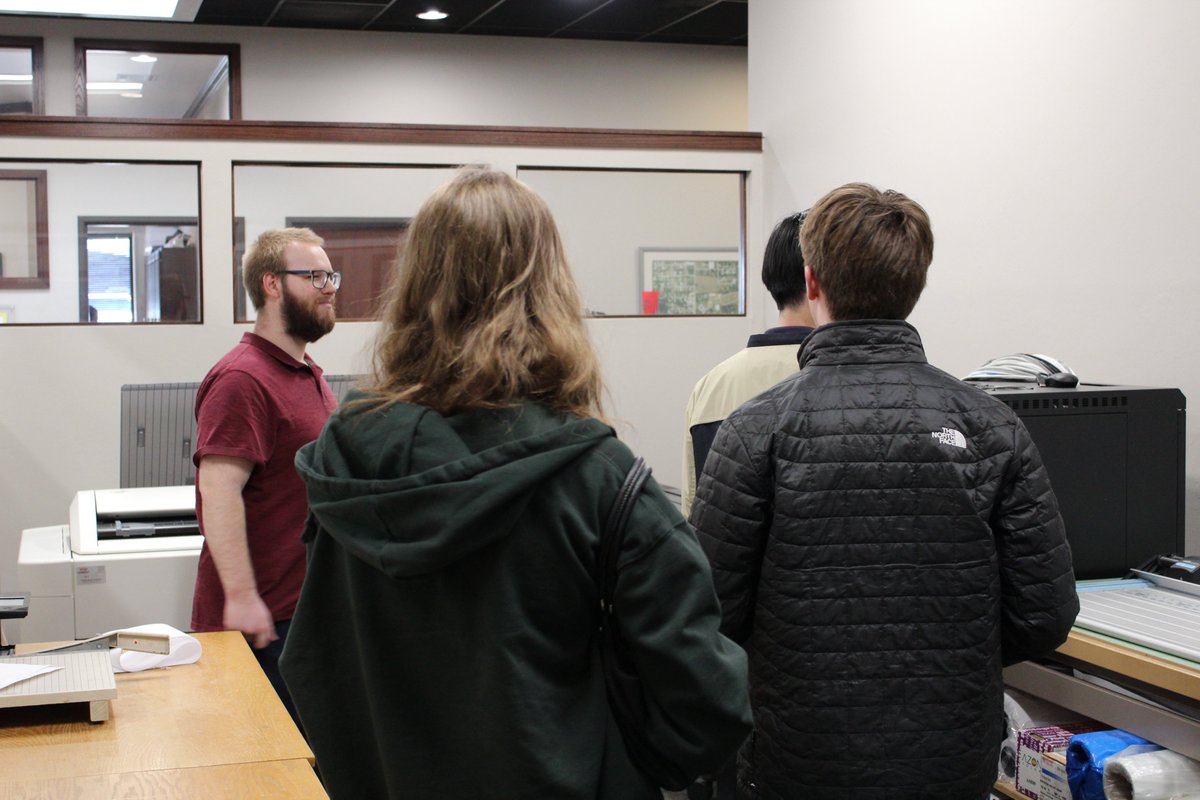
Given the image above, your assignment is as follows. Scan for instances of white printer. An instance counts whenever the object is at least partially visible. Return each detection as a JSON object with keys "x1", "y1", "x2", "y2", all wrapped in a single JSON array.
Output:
[{"x1": 15, "y1": 486, "x2": 202, "y2": 644}]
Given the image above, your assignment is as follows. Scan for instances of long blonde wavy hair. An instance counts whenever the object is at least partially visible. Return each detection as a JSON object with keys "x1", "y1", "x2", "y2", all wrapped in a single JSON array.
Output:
[{"x1": 364, "y1": 167, "x2": 606, "y2": 420}]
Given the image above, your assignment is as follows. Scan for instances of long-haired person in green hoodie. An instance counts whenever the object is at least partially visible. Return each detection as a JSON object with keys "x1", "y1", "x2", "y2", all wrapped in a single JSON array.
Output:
[{"x1": 280, "y1": 167, "x2": 751, "y2": 800}]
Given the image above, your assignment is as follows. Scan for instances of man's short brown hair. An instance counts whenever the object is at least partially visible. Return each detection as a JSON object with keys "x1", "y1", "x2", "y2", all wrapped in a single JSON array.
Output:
[
  {"x1": 799, "y1": 183, "x2": 933, "y2": 321},
  {"x1": 242, "y1": 227, "x2": 324, "y2": 310}
]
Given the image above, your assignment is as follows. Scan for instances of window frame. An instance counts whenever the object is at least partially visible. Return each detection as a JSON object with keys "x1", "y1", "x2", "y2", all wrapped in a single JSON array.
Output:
[
  {"x1": 77, "y1": 216, "x2": 202, "y2": 324},
  {"x1": 74, "y1": 38, "x2": 242, "y2": 120}
]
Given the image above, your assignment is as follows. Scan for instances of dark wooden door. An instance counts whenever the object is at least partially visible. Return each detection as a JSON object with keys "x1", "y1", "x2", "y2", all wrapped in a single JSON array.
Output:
[
  {"x1": 298, "y1": 221, "x2": 408, "y2": 321},
  {"x1": 154, "y1": 245, "x2": 199, "y2": 321}
]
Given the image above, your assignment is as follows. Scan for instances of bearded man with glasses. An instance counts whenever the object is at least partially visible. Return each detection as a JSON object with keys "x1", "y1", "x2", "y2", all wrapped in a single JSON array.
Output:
[{"x1": 190, "y1": 227, "x2": 340, "y2": 728}]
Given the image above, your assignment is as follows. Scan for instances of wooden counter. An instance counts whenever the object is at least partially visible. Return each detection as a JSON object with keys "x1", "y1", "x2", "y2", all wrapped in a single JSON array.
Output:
[
  {"x1": 1055, "y1": 628, "x2": 1200, "y2": 701},
  {"x1": 1004, "y1": 627, "x2": 1200, "y2": 762},
  {"x1": 0, "y1": 631, "x2": 326, "y2": 799}
]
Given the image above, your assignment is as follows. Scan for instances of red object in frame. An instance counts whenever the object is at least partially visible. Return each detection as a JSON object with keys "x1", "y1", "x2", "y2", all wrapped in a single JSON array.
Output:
[{"x1": 641, "y1": 290, "x2": 659, "y2": 315}]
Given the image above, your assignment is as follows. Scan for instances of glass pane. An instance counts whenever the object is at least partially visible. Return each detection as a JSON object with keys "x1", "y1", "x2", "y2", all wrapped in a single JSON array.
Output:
[
  {"x1": 233, "y1": 164, "x2": 459, "y2": 322},
  {"x1": 518, "y1": 169, "x2": 745, "y2": 317},
  {"x1": 86, "y1": 235, "x2": 133, "y2": 323},
  {"x1": 0, "y1": 161, "x2": 201, "y2": 325},
  {"x1": 0, "y1": 46, "x2": 35, "y2": 115},
  {"x1": 86, "y1": 223, "x2": 199, "y2": 323},
  {"x1": 85, "y1": 49, "x2": 231, "y2": 119}
]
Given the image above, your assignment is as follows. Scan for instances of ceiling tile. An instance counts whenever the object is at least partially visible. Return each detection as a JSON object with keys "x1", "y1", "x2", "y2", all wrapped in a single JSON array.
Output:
[
  {"x1": 191, "y1": 0, "x2": 746, "y2": 45},
  {"x1": 272, "y1": 1, "x2": 392, "y2": 29},
  {"x1": 462, "y1": 0, "x2": 613, "y2": 36},
  {"x1": 193, "y1": 0, "x2": 281, "y2": 26},
  {"x1": 641, "y1": 2, "x2": 747, "y2": 46}
]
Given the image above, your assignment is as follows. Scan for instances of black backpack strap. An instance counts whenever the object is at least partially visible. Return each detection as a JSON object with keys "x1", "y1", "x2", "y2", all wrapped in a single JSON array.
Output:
[{"x1": 598, "y1": 456, "x2": 652, "y2": 621}]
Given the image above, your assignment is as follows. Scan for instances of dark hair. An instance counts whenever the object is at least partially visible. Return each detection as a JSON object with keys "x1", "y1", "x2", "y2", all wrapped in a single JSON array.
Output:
[
  {"x1": 761, "y1": 211, "x2": 808, "y2": 310},
  {"x1": 799, "y1": 183, "x2": 933, "y2": 320}
]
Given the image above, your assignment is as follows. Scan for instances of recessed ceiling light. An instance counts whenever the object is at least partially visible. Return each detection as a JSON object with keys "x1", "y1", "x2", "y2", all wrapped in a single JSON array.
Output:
[
  {"x1": 0, "y1": 1, "x2": 180, "y2": 18},
  {"x1": 417, "y1": 9, "x2": 448, "y2": 21},
  {"x1": 0, "y1": 74, "x2": 34, "y2": 83},
  {"x1": 130, "y1": 54, "x2": 159, "y2": 63},
  {"x1": 119, "y1": 92, "x2": 144, "y2": 99}
]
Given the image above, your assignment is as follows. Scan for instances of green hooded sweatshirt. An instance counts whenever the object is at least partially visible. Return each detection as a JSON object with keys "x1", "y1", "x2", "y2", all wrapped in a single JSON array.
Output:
[{"x1": 281, "y1": 395, "x2": 751, "y2": 800}]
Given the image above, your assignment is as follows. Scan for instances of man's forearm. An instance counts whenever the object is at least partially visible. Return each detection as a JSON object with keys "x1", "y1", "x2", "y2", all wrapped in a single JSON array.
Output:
[{"x1": 199, "y1": 481, "x2": 257, "y2": 599}]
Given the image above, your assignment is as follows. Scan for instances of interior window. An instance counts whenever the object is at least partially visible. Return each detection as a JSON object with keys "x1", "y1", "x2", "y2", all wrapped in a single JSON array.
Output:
[
  {"x1": 0, "y1": 37, "x2": 43, "y2": 115},
  {"x1": 0, "y1": 160, "x2": 200, "y2": 325},
  {"x1": 76, "y1": 39, "x2": 240, "y2": 120},
  {"x1": 518, "y1": 168, "x2": 746, "y2": 317},
  {"x1": 80, "y1": 221, "x2": 199, "y2": 323},
  {"x1": 233, "y1": 164, "x2": 457, "y2": 322}
]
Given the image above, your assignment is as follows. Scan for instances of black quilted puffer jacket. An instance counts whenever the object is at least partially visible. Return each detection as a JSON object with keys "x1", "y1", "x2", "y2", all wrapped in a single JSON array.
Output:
[{"x1": 690, "y1": 320, "x2": 1079, "y2": 800}]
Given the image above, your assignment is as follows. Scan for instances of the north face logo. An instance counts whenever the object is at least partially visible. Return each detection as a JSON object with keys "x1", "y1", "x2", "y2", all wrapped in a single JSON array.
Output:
[{"x1": 931, "y1": 427, "x2": 966, "y2": 448}]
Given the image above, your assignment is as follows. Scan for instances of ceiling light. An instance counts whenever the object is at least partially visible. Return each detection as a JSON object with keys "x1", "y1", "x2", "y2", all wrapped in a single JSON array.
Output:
[
  {"x1": 0, "y1": 1, "x2": 180, "y2": 19},
  {"x1": 87, "y1": 82, "x2": 144, "y2": 92},
  {"x1": 130, "y1": 54, "x2": 158, "y2": 63},
  {"x1": 119, "y1": 92, "x2": 143, "y2": 99},
  {"x1": 417, "y1": 9, "x2": 448, "y2": 21},
  {"x1": 0, "y1": 74, "x2": 34, "y2": 83}
]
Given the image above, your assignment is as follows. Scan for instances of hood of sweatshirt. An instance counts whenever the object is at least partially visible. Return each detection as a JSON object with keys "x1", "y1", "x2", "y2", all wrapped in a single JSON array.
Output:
[{"x1": 294, "y1": 394, "x2": 613, "y2": 580}]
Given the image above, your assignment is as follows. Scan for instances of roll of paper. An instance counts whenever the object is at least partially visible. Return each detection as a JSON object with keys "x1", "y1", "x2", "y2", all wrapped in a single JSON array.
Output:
[
  {"x1": 1104, "y1": 749, "x2": 1200, "y2": 800},
  {"x1": 103, "y1": 623, "x2": 203, "y2": 673},
  {"x1": 999, "y1": 688, "x2": 1088, "y2": 779}
]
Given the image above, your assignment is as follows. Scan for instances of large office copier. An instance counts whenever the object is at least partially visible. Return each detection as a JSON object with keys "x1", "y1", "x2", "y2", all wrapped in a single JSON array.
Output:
[{"x1": 15, "y1": 485, "x2": 201, "y2": 643}]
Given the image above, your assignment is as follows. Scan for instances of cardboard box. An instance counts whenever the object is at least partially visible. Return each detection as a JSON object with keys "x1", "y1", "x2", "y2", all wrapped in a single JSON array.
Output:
[
  {"x1": 1016, "y1": 723, "x2": 1101, "y2": 799},
  {"x1": 1038, "y1": 751, "x2": 1070, "y2": 800}
]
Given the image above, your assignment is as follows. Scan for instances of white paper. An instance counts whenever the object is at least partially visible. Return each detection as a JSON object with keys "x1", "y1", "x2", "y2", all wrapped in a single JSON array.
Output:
[
  {"x1": 0, "y1": 662, "x2": 61, "y2": 690},
  {"x1": 103, "y1": 623, "x2": 202, "y2": 673}
]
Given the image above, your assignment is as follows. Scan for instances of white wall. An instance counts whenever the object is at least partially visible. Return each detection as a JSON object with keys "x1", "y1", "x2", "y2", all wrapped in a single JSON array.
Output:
[
  {"x1": 0, "y1": 18, "x2": 757, "y2": 615},
  {"x1": 0, "y1": 15, "x2": 747, "y2": 130},
  {"x1": 751, "y1": 0, "x2": 1200, "y2": 553}
]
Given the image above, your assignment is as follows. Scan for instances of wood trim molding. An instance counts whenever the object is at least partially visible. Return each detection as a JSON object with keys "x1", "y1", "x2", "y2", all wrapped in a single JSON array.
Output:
[
  {"x1": 73, "y1": 40, "x2": 86, "y2": 116},
  {"x1": 0, "y1": 116, "x2": 762, "y2": 152}
]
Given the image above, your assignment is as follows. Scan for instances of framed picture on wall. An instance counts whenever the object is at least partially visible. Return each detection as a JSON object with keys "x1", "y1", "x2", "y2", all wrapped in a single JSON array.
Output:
[{"x1": 638, "y1": 247, "x2": 741, "y2": 316}]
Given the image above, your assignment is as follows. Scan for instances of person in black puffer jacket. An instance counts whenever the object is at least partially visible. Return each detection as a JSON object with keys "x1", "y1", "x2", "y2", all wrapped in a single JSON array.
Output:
[{"x1": 690, "y1": 182, "x2": 1079, "y2": 800}]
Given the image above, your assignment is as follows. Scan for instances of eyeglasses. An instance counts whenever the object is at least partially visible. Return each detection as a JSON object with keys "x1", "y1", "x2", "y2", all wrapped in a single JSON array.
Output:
[{"x1": 280, "y1": 269, "x2": 341, "y2": 290}]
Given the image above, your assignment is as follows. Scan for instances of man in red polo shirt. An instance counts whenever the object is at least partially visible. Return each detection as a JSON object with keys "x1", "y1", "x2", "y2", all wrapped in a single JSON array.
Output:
[{"x1": 191, "y1": 227, "x2": 339, "y2": 722}]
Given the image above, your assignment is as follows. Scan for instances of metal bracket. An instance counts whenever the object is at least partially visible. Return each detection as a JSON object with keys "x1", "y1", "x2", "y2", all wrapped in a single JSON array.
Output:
[{"x1": 23, "y1": 630, "x2": 171, "y2": 656}]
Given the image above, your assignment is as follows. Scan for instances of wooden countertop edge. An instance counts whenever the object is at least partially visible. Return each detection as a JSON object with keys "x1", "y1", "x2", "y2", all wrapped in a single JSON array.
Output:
[{"x1": 1058, "y1": 629, "x2": 1200, "y2": 701}]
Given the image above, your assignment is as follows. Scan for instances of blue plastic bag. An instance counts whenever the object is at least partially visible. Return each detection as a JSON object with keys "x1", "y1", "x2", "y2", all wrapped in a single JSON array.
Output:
[{"x1": 1066, "y1": 729, "x2": 1157, "y2": 800}]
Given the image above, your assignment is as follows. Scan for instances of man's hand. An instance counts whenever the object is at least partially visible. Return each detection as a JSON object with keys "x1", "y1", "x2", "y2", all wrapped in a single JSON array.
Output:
[
  {"x1": 223, "y1": 590, "x2": 278, "y2": 649},
  {"x1": 198, "y1": 455, "x2": 276, "y2": 647}
]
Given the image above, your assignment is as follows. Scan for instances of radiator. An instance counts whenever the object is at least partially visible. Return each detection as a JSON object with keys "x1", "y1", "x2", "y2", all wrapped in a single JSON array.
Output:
[{"x1": 120, "y1": 374, "x2": 360, "y2": 488}]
